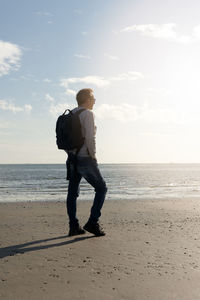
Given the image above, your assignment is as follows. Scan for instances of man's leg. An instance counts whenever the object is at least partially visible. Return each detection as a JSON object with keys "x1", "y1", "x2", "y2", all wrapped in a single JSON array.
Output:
[
  {"x1": 77, "y1": 157, "x2": 107, "y2": 230},
  {"x1": 66, "y1": 159, "x2": 82, "y2": 228},
  {"x1": 88, "y1": 175, "x2": 107, "y2": 224}
]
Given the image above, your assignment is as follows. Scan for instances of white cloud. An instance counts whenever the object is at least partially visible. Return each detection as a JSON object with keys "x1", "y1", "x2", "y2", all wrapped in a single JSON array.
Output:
[
  {"x1": 0, "y1": 99, "x2": 32, "y2": 113},
  {"x1": 0, "y1": 121, "x2": 10, "y2": 129},
  {"x1": 36, "y1": 11, "x2": 53, "y2": 17},
  {"x1": 0, "y1": 100, "x2": 23, "y2": 113},
  {"x1": 138, "y1": 131, "x2": 175, "y2": 137},
  {"x1": 0, "y1": 40, "x2": 22, "y2": 76},
  {"x1": 112, "y1": 30, "x2": 119, "y2": 35},
  {"x1": 45, "y1": 93, "x2": 54, "y2": 103},
  {"x1": 109, "y1": 71, "x2": 143, "y2": 81},
  {"x1": 147, "y1": 88, "x2": 172, "y2": 97},
  {"x1": 82, "y1": 31, "x2": 88, "y2": 36},
  {"x1": 43, "y1": 78, "x2": 52, "y2": 83},
  {"x1": 120, "y1": 23, "x2": 200, "y2": 43},
  {"x1": 66, "y1": 89, "x2": 76, "y2": 96},
  {"x1": 60, "y1": 71, "x2": 143, "y2": 90},
  {"x1": 104, "y1": 53, "x2": 119, "y2": 61},
  {"x1": 139, "y1": 105, "x2": 179, "y2": 123},
  {"x1": 49, "y1": 103, "x2": 67, "y2": 117},
  {"x1": 95, "y1": 103, "x2": 183, "y2": 124},
  {"x1": 74, "y1": 54, "x2": 91, "y2": 59},
  {"x1": 45, "y1": 93, "x2": 73, "y2": 117},
  {"x1": 49, "y1": 102, "x2": 73, "y2": 117},
  {"x1": 0, "y1": 121, "x2": 10, "y2": 136},
  {"x1": 19, "y1": 74, "x2": 34, "y2": 80},
  {"x1": 36, "y1": 11, "x2": 53, "y2": 25},
  {"x1": 95, "y1": 103, "x2": 139, "y2": 122},
  {"x1": 192, "y1": 25, "x2": 200, "y2": 39},
  {"x1": 60, "y1": 75, "x2": 110, "y2": 88},
  {"x1": 24, "y1": 104, "x2": 32, "y2": 113},
  {"x1": 121, "y1": 23, "x2": 177, "y2": 38}
]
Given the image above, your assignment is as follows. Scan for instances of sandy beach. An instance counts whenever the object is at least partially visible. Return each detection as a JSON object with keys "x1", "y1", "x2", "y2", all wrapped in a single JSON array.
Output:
[{"x1": 1, "y1": 198, "x2": 200, "y2": 300}]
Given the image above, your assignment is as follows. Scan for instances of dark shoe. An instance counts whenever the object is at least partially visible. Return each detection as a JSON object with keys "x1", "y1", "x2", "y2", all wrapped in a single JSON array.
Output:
[
  {"x1": 68, "y1": 225, "x2": 85, "y2": 236},
  {"x1": 83, "y1": 222, "x2": 105, "y2": 236}
]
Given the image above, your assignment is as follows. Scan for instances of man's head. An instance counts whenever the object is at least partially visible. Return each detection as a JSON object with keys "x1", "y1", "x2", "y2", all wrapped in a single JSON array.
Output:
[{"x1": 76, "y1": 88, "x2": 95, "y2": 110}]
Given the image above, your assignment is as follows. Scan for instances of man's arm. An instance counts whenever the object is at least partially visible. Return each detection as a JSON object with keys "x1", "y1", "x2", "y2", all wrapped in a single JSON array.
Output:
[{"x1": 82, "y1": 110, "x2": 96, "y2": 159}]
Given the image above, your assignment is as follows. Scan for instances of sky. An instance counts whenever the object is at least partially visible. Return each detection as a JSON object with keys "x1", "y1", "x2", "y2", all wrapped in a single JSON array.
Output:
[{"x1": 1, "y1": 0, "x2": 200, "y2": 163}]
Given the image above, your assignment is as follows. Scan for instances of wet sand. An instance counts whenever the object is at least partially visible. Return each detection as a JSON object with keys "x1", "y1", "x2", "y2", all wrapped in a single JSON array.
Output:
[{"x1": 1, "y1": 198, "x2": 200, "y2": 300}]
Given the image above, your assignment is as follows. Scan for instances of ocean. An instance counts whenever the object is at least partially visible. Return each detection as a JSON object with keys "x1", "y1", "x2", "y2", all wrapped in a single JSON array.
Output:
[{"x1": 0, "y1": 164, "x2": 200, "y2": 203}]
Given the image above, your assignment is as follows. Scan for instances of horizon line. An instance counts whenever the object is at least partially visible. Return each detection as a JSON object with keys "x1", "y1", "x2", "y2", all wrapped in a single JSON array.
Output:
[{"x1": 1, "y1": 162, "x2": 200, "y2": 165}]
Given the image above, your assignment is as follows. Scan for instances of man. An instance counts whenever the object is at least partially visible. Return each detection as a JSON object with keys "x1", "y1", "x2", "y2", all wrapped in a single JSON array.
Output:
[{"x1": 66, "y1": 88, "x2": 107, "y2": 237}]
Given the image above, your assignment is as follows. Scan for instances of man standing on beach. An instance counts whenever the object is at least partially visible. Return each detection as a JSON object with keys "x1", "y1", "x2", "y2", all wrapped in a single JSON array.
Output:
[{"x1": 66, "y1": 88, "x2": 107, "y2": 237}]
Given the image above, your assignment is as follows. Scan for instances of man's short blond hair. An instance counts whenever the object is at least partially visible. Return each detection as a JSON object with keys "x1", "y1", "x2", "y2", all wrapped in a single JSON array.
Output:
[{"x1": 76, "y1": 88, "x2": 93, "y2": 106}]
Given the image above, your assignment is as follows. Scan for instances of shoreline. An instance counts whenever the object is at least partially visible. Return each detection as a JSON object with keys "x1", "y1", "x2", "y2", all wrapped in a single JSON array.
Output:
[
  {"x1": 1, "y1": 198, "x2": 200, "y2": 299},
  {"x1": 1, "y1": 195, "x2": 200, "y2": 204}
]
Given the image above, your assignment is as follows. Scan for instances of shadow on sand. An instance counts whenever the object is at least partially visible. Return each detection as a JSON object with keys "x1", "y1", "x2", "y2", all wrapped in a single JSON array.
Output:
[{"x1": 0, "y1": 234, "x2": 96, "y2": 259}]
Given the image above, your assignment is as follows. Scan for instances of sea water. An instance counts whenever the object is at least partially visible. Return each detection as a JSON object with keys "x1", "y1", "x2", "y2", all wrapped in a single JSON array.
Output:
[{"x1": 0, "y1": 164, "x2": 200, "y2": 202}]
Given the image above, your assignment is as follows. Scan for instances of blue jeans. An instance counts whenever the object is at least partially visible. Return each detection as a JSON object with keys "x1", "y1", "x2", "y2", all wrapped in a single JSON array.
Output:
[{"x1": 66, "y1": 155, "x2": 107, "y2": 227}]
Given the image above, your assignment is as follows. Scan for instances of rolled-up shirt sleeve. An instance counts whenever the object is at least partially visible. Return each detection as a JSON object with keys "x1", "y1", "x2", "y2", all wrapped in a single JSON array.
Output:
[{"x1": 82, "y1": 110, "x2": 96, "y2": 159}]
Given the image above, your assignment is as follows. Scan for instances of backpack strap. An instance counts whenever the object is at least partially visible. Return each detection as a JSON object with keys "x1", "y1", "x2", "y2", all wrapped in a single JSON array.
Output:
[
  {"x1": 62, "y1": 108, "x2": 85, "y2": 116},
  {"x1": 62, "y1": 109, "x2": 72, "y2": 115}
]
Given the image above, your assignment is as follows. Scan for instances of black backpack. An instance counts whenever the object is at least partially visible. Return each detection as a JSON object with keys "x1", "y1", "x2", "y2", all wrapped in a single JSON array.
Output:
[{"x1": 56, "y1": 108, "x2": 85, "y2": 153}]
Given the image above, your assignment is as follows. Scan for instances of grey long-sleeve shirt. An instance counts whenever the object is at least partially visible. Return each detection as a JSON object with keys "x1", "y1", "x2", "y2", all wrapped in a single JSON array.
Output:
[{"x1": 69, "y1": 106, "x2": 97, "y2": 159}]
